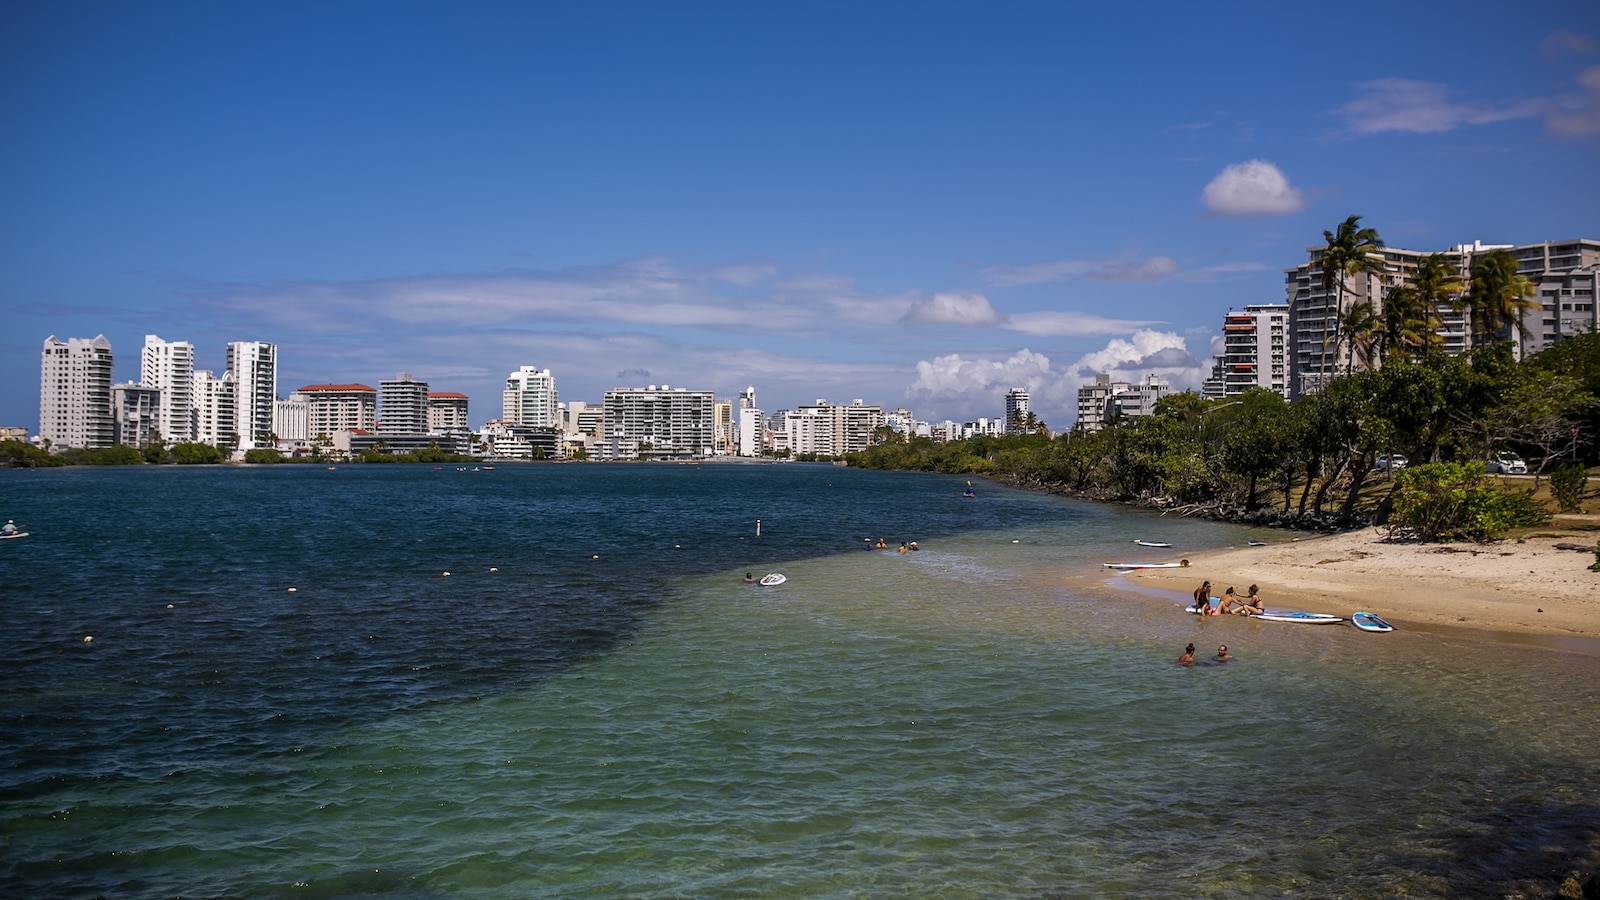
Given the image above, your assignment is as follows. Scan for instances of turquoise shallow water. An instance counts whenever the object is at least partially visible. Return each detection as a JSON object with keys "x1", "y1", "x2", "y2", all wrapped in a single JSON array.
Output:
[{"x1": 2, "y1": 464, "x2": 1597, "y2": 897}]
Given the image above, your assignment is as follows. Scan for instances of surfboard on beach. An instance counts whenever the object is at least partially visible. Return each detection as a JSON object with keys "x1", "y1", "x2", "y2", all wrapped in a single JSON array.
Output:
[
  {"x1": 1254, "y1": 611, "x2": 1343, "y2": 625},
  {"x1": 1351, "y1": 611, "x2": 1393, "y2": 632},
  {"x1": 1103, "y1": 561, "x2": 1187, "y2": 570},
  {"x1": 1132, "y1": 540, "x2": 1171, "y2": 548}
]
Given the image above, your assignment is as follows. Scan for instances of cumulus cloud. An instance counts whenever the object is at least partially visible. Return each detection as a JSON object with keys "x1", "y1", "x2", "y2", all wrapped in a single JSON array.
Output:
[
  {"x1": 905, "y1": 349, "x2": 1058, "y2": 421},
  {"x1": 900, "y1": 292, "x2": 1000, "y2": 325},
  {"x1": 1339, "y1": 79, "x2": 1540, "y2": 134},
  {"x1": 1201, "y1": 160, "x2": 1305, "y2": 216},
  {"x1": 1072, "y1": 330, "x2": 1201, "y2": 379}
]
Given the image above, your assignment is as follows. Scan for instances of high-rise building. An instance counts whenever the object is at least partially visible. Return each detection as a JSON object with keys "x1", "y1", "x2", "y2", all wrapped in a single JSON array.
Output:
[
  {"x1": 290, "y1": 384, "x2": 377, "y2": 437},
  {"x1": 1004, "y1": 388, "x2": 1031, "y2": 433},
  {"x1": 428, "y1": 392, "x2": 470, "y2": 433},
  {"x1": 1204, "y1": 304, "x2": 1290, "y2": 400},
  {"x1": 274, "y1": 398, "x2": 309, "y2": 443},
  {"x1": 1510, "y1": 239, "x2": 1600, "y2": 354},
  {"x1": 140, "y1": 334, "x2": 195, "y2": 443},
  {"x1": 192, "y1": 370, "x2": 236, "y2": 447},
  {"x1": 601, "y1": 384, "x2": 715, "y2": 459},
  {"x1": 779, "y1": 399, "x2": 885, "y2": 457},
  {"x1": 40, "y1": 334, "x2": 114, "y2": 450},
  {"x1": 1075, "y1": 374, "x2": 1170, "y2": 431},
  {"x1": 503, "y1": 366, "x2": 559, "y2": 428},
  {"x1": 226, "y1": 341, "x2": 277, "y2": 449},
  {"x1": 379, "y1": 372, "x2": 430, "y2": 434},
  {"x1": 112, "y1": 382, "x2": 161, "y2": 448}
]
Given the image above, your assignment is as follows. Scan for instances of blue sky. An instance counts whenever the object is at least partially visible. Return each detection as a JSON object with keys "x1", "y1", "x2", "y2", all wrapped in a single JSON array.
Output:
[{"x1": 3, "y1": 1, "x2": 1597, "y2": 431}]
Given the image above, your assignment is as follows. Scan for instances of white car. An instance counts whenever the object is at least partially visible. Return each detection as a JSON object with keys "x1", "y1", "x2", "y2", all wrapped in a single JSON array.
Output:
[
  {"x1": 1487, "y1": 452, "x2": 1527, "y2": 475},
  {"x1": 1374, "y1": 454, "x2": 1408, "y2": 472}
]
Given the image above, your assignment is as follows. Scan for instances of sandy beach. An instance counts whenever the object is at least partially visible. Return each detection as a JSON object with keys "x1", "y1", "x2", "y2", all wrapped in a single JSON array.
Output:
[{"x1": 1119, "y1": 522, "x2": 1600, "y2": 641}]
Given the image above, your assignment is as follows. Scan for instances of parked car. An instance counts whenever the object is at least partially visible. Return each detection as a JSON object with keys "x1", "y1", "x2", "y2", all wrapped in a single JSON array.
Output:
[
  {"x1": 1374, "y1": 454, "x2": 1408, "y2": 472},
  {"x1": 1487, "y1": 452, "x2": 1528, "y2": 475}
]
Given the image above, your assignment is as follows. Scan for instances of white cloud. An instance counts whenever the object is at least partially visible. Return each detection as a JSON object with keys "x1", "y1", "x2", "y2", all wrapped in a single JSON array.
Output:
[
  {"x1": 1339, "y1": 79, "x2": 1540, "y2": 134},
  {"x1": 1546, "y1": 65, "x2": 1600, "y2": 138},
  {"x1": 1072, "y1": 330, "x2": 1202, "y2": 381},
  {"x1": 906, "y1": 349, "x2": 1057, "y2": 421},
  {"x1": 900, "y1": 291, "x2": 1000, "y2": 325},
  {"x1": 1004, "y1": 311, "x2": 1162, "y2": 337},
  {"x1": 984, "y1": 254, "x2": 1179, "y2": 287},
  {"x1": 1201, "y1": 160, "x2": 1305, "y2": 216}
]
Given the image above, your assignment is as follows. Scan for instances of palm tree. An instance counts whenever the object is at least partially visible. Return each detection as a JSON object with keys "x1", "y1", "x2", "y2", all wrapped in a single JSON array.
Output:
[
  {"x1": 1379, "y1": 285, "x2": 1438, "y2": 362},
  {"x1": 1323, "y1": 300, "x2": 1381, "y2": 374},
  {"x1": 1465, "y1": 249, "x2": 1538, "y2": 348},
  {"x1": 1317, "y1": 216, "x2": 1386, "y2": 388}
]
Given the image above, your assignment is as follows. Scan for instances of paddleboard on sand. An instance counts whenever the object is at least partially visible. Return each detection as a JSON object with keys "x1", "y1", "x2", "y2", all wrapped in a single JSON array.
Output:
[
  {"x1": 1254, "y1": 611, "x2": 1343, "y2": 625},
  {"x1": 759, "y1": 573, "x2": 786, "y2": 586},
  {"x1": 1103, "y1": 561, "x2": 1189, "y2": 570},
  {"x1": 1351, "y1": 611, "x2": 1393, "y2": 632},
  {"x1": 1133, "y1": 540, "x2": 1171, "y2": 548}
]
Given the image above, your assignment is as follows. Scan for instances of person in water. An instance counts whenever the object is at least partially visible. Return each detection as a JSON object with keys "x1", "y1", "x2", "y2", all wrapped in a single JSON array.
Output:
[
  {"x1": 1214, "y1": 645, "x2": 1233, "y2": 662},
  {"x1": 908, "y1": 541, "x2": 919, "y2": 551},
  {"x1": 1192, "y1": 580, "x2": 1212, "y2": 614},
  {"x1": 1175, "y1": 643, "x2": 1196, "y2": 666},
  {"x1": 897, "y1": 542, "x2": 908, "y2": 554},
  {"x1": 874, "y1": 538, "x2": 888, "y2": 549},
  {"x1": 743, "y1": 573, "x2": 755, "y2": 583}
]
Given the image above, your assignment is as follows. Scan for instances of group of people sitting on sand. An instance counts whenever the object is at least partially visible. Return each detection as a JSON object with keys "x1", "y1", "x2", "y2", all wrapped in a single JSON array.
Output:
[{"x1": 1191, "y1": 580, "x2": 1265, "y2": 616}]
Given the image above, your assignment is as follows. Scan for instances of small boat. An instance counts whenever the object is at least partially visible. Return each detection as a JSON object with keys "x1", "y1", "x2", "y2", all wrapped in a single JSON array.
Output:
[
  {"x1": 1351, "y1": 611, "x2": 1394, "y2": 632},
  {"x1": 1133, "y1": 540, "x2": 1171, "y2": 548},
  {"x1": 758, "y1": 573, "x2": 787, "y2": 586}
]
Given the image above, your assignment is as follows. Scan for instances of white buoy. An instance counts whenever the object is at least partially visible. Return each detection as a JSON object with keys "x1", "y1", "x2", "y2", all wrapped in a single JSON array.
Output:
[
  {"x1": 287, "y1": 587, "x2": 297, "y2": 593},
  {"x1": 83, "y1": 636, "x2": 93, "y2": 644},
  {"x1": 489, "y1": 567, "x2": 498, "y2": 573},
  {"x1": 166, "y1": 604, "x2": 174, "y2": 609},
  {"x1": 442, "y1": 572, "x2": 450, "y2": 577}
]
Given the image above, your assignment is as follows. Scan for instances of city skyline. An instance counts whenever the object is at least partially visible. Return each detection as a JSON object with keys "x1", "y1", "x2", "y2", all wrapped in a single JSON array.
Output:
[{"x1": 4, "y1": 3, "x2": 1598, "y2": 431}]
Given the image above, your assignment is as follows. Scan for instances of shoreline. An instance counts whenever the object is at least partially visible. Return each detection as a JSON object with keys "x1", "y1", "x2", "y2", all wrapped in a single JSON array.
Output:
[{"x1": 1109, "y1": 525, "x2": 1600, "y2": 647}]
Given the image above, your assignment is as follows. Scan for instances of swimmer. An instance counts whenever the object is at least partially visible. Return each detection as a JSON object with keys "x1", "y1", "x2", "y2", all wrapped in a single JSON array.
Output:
[
  {"x1": 1175, "y1": 643, "x2": 1195, "y2": 666},
  {"x1": 1214, "y1": 645, "x2": 1233, "y2": 662},
  {"x1": 743, "y1": 573, "x2": 755, "y2": 584},
  {"x1": 897, "y1": 542, "x2": 908, "y2": 554},
  {"x1": 908, "y1": 541, "x2": 919, "y2": 551},
  {"x1": 874, "y1": 538, "x2": 888, "y2": 550}
]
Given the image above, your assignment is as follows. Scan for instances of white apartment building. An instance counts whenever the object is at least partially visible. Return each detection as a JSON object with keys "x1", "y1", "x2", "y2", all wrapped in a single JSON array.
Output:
[
  {"x1": 428, "y1": 392, "x2": 470, "y2": 433},
  {"x1": 1004, "y1": 388, "x2": 1031, "y2": 433},
  {"x1": 291, "y1": 384, "x2": 377, "y2": 437},
  {"x1": 601, "y1": 384, "x2": 715, "y2": 459},
  {"x1": 379, "y1": 373, "x2": 430, "y2": 434},
  {"x1": 503, "y1": 366, "x2": 559, "y2": 428},
  {"x1": 737, "y1": 406, "x2": 764, "y2": 457},
  {"x1": 1204, "y1": 304, "x2": 1290, "y2": 400},
  {"x1": 1284, "y1": 237, "x2": 1598, "y2": 397},
  {"x1": 141, "y1": 334, "x2": 195, "y2": 442},
  {"x1": 112, "y1": 382, "x2": 160, "y2": 449},
  {"x1": 226, "y1": 341, "x2": 277, "y2": 449},
  {"x1": 274, "y1": 398, "x2": 309, "y2": 443},
  {"x1": 40, "y1": 334, "x2": 114, "y2": 450},
  {"x1": 191, "y1": 370, "x2": 236, "y2": 447},
  {"x1": 1076, "y1": 373, "x2": 1171, "y2": 431},
  {"x1": 780, "y1": 399, "x2": 885, "y2": 457}
]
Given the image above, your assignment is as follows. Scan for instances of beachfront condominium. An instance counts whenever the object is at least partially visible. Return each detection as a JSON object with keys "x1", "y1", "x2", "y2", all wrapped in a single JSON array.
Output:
[
  {"x1": 140, "y1": 334, "x2": 195, "y2": 443},
  {"x1": 1283, "y1": 237, "x2": 1598, "y2": 398},
  {"x1": 112, "y1": 382, "x2": 160, "y2": 448},
  {"x1": 1004, "y1": 388, "x2": 1031, "y2": 433},
  {"x1": 601, "y1": 384, "x2": 715, "y2": 459},
  {"x1": 1203, "y1": 304, "x2": 1290, "y2": 401},
  {"x1": 191, "y1": 370, "x2": 236, "y2": 447},
  {"x1": 778, "y1": 399, "x2": 885, "y2": 457},
  {"x1": 226, "y1": 341, "x2": 277, "y2": 449},
  {"x1": 40, "y1": 334, "x2": 114, "y2": 449},
  {"x1": 1075, "y1": 373, "x2": 1171, "y2": 431},
  {"x1": 290, "y1": 384, "x2": 378, "y2": 438},
  {"x1": 379, "y1": 373, "x2": 429, "y2": 434},
  {"x1": 503, "y1": 366, "x2": 560, "y2": 428},
  {"x1": 428, "y1": 392, "x2": 470, "y2": 433}
]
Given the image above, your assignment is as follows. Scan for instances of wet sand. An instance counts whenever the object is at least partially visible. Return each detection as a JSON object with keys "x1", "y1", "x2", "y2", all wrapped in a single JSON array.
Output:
[{"x1": 1114, "y1": 526, "x2": 1600, "y2": 641}]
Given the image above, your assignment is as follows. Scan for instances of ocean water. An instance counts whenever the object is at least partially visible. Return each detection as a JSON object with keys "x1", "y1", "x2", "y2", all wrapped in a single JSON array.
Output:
[{"x1": 2, "y1": 463, "x2": 1596, "y2": 898}]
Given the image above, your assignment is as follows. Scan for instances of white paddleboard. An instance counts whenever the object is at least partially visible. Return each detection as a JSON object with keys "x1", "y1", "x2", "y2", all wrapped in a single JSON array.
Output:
[
  {"x1": 758, "y1": 573, "x2": 786, "y2": 586},
  {"x1": 1103, "y1": 562, "x2": 1187, "y2": 570},
  {"x1": 1133, "y1": 540, "x2": 1171, "y2": 548},
  {"x1": 0, "y1": 532, "x2": 28, "y2": 540},
  {"x1": 1351, "y1": 611, "x2": 1393, "y2": 632},
  {"x1": 1254, "y1": 611, "x2": 1343, "y2": 624}
]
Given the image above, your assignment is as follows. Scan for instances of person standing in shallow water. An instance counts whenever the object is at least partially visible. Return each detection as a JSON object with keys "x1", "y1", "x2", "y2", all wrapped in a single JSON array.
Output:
[{"x1": 1193, "y1": 581, "x2": 1212, "y2": 615}]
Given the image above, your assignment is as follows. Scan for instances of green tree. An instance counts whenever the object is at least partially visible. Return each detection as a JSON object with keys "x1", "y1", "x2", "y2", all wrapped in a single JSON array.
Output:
[
  {"x1": 1327, "y1": 299, "x2": 1381, "y2": 374},
  {"x1": 243, "y1": 448, "x2": 283, "y2": 464},
  {"x1": 1464, "y1": 249, "x2": 1538, "y2": 347},
  {"x1": 1387, "y1": 461, "x2": 1548, "y2": 542},
  {"x1": 1317, "y1": 215, "x2": 1386, "y2": 388},
  {"x1": 171, "y1": 442, "x2": 225, "y2": 464}
]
